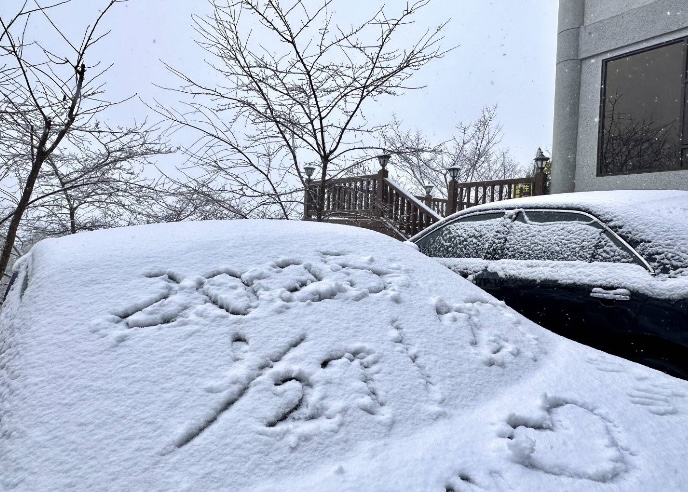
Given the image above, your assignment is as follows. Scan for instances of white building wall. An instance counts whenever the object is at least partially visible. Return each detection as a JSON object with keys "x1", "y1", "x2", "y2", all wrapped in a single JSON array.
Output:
[
  {"x1": 551, "y1": 0, "x2": 688, "y2": 193},
  {"x1": 584, "y1": 0, "x2": 656, "y2": 24}
]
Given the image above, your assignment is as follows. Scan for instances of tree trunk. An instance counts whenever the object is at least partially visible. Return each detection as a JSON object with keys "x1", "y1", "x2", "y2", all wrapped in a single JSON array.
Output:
[
  {"x1": 316, "y1": 158, "x2": 328, "y2": 222},
  {"x1": 69, "y1": 204, "x2": 77, "y2": 234},
  {"x1": 0, "y1": 156, "x2": 45, "y2": 277}
]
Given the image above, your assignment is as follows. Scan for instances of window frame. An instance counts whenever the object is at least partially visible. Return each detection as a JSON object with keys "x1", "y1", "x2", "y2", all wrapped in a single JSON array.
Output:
[
  {"x1": 597, "y1": 37, "x2": 688, "y2": 177},
  {"x1": 500, "y1": 209, "x2": 653, "y2": 271}
]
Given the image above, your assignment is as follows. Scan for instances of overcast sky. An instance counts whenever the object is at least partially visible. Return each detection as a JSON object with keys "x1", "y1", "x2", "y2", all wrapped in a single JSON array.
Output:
[{"x1": 3, "y1": 0, "x2": 559, "y2": 169}]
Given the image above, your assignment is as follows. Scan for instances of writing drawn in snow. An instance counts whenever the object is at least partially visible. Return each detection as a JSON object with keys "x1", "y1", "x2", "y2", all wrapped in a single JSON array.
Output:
[{"x1": 97, "y1": 254, "x2": 407, "y2": 330}]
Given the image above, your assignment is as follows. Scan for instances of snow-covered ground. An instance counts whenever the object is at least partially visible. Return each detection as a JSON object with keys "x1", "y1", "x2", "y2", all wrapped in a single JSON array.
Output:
[{"x1": 1, "y1": 220, "x2": 687, "y2": 491}]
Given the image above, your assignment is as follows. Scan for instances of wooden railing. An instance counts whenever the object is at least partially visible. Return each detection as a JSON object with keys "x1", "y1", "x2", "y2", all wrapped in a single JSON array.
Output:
[
  {"x1": 414, "y1": 195, "x2": 448, "y2": 217},
  {"x1": 317, "y1": 173, "x2": 379, "y2": 217},
  {"x1": 304, "y1": 168, "x2": 546, "y2": 239},
  {"x1": 304, "y1": 169, "x2": 441, "y2": 238},
  {"x1": 451, "y1": 175, "x2": 544, "y2": 212},
  {"x1": 380, "y1": 178, "x2": 440, "y2": 237}
]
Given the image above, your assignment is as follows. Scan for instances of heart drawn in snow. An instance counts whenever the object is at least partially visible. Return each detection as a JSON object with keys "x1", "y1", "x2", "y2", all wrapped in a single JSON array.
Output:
[{"x1": 503, "y1": 394, "x2": 628, "y2": 483}]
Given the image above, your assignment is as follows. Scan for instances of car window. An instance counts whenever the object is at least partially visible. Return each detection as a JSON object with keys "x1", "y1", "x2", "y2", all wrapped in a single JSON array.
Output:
[
  {"x1": 498, "y1": 210, "x2": 638, "y2": 264},
  {"x1": 416, "y1": 212, "x2": 510, "y2": 259}
]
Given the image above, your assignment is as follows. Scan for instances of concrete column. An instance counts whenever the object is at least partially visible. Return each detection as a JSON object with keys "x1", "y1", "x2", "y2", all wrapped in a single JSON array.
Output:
[{"x1": 551, "y1": 0, "x2": 585, "y2": 194}]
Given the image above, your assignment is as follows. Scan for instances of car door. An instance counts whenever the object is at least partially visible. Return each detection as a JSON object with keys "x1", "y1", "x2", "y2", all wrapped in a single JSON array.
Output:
[{"x1": 473, "y1": 209, "x2": 650, "y2": 351}]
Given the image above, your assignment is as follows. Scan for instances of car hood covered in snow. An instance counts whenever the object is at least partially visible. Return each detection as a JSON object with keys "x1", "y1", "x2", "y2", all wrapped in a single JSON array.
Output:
[{"x1": 1, "y1": 220, "x2": 688, "y2": 491}]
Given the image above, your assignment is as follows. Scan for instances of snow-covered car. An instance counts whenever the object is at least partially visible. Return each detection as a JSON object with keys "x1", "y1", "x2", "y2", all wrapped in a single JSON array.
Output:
[
  {"x1": 2, "y1": 220, "x2": 688, "y2": 491},
  {"x1": 411, "y1": 190, "x2": 688, "y2": 378}
]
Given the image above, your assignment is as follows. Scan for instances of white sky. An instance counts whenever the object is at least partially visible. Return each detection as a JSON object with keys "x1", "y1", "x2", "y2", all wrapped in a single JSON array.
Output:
[{"x1": 2, "y1": 0, "x2": 559, "y2": 169}]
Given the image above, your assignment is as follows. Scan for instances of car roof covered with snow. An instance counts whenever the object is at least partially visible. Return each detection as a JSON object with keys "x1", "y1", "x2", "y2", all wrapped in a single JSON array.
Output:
[
  {"x1": 420, "y1": 190, "x2": 688, "y2": 276},
  {"x1": 2, "y1": 220, "x2": 688, "y2": 491}
]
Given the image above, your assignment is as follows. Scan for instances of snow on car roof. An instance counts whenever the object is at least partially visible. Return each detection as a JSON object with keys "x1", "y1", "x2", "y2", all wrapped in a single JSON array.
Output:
[
  {"x1": 437, "y1": 190, "x2": 688, "y2": 276},
  {"x1": 2, "y1": 220, "x2": 688, "y2": 491}
]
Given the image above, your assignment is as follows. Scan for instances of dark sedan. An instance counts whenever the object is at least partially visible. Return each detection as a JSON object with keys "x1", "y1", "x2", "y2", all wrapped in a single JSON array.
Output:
[{"x1": 411, "y1": 190, "x2": 688, "y2": 378}]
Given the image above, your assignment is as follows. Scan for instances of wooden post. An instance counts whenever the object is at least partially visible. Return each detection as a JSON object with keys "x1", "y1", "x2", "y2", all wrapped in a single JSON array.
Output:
[
  {"x1": 447, "y1": 178, "x2": 458, "y2": 216},
  {"x1": 375, "y1": 167, "x2": 388, "y2": 217},
  {"x1": 303, "y1": 180, "x2": 311, "y2": 220},
  {"x1": 534, "y1": 172, "x2": 545, "y2": 196}
]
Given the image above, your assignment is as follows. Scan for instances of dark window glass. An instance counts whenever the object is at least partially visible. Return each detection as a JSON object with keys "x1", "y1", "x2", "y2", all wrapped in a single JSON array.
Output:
[
  {"x1": 684, "y1": 86, "x2": 688, "y2": 145},
  {"x1": 600, "y1": 40, "x2": 687, "y2": 175},
  {"x1": 417, "y1": 212, "x2": 509, "y2": 259},
  {"x1": 498, "y1": 211, "x2": 637, "y2": 264}
]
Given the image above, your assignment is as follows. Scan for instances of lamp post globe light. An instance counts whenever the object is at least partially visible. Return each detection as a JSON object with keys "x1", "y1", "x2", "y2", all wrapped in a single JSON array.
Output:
[
  {"x1": 304, "y1": 164, "x2": 316, "y2": 181},
  {"x1": 377, "y1": 152, "x2": 391, "y2": 170},
  {"x1": 447, "y1": 166, "x2": 461, "y2": 181},
  {"x1": 534, "y1": 148, "x2": 549, "y2": 174},
  {"x1": 424, "y1": 184, "x2": 434, "y2": 196}
]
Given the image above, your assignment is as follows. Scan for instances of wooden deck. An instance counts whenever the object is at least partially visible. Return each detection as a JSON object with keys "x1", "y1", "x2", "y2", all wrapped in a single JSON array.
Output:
[{"x1": 304, "y1": 168, "x2": 546, "y2": 239}]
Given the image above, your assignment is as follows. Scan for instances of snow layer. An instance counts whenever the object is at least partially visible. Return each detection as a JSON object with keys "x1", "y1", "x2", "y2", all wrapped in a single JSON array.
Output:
[
  {"x1": 2, "y1": 220, "x2": 688, "y2": 491},
  {"x1": 437, "y1": 258, "x2": 688, "y2": 300}
]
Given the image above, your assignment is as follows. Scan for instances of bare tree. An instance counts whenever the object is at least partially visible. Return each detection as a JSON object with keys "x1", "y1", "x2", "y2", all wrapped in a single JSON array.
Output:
[
  {"x1": 147, "y1": 171, "x2": 249, "y2": 223},
  {"x1": 14, "y1": 128, "x2": 171, "y2": 238},
  {"x1": 0, "y1": 0, "x2": 168, "y2": 273},
  {"x1": 158, "y1": 0, "x2": 449, "y2": 220},
  {"x1": 379, "y1": 115, "x2": 446, "y2": 196},
  {"x1": 383, "y1": 105, "x2": 525, "y2": 198}
]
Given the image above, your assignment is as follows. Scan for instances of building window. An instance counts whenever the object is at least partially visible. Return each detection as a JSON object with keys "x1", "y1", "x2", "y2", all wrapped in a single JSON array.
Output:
[{"x1": 598, "y1": 38, "x2": 688, "y2": 176}]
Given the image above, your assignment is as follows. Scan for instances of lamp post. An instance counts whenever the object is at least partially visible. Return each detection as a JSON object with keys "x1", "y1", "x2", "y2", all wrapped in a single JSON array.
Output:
[
  {"x1": 303, "y1": 165, "x2": 316, "y2": 220},
  {"x1": 446, "y1": 165, "x2": 461, "y2": 215},
  {"x1": 533, "y1": 148, "x2": 549, "y2": 196},
  {"x1": 424, "y1": 184, "x2": 434, "y2": 207},
  {"x1": 375, "y1": 152, "x2": 391, "y2": 218}
]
